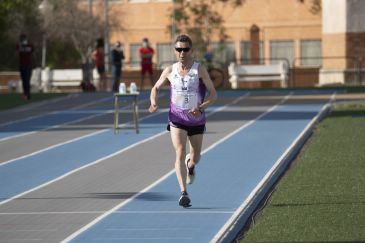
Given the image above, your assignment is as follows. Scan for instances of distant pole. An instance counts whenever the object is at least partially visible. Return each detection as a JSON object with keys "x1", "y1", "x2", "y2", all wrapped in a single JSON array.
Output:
[
  {"x1": 104, "y1": 0, "x2": 110, "y2": 72},
  {"x1": 88, "y1": 0, "x2": 93, "y2": 16},
  {"x1": 38, "y1": 0, "x2": 50, "y2": 69},
  {"x1": 41, "y1": 36, "x2": 47, "y2": 69},
  {"x1": 172, "y1": 0, "x2": 176, "y2": 42}
]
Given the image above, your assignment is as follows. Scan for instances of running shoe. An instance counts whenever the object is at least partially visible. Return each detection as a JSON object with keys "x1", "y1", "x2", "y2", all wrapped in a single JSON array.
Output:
[
  {"x1": 179, "y1": 191, "x2": 191, "y2": 208},
  {"x1": 185, "y1": 154, "x2": 195, "y2": 184}
]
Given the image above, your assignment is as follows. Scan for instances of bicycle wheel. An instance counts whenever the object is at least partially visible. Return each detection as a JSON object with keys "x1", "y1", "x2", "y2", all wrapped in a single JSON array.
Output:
[{"x1": 208, "y1": 68, "x2": 225, "y2": 89}]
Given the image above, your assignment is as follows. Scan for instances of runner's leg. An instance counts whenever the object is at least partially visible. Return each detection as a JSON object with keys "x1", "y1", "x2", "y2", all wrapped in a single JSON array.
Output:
[
  {"x1": 188, "y1": 134, "x2": 203, "y2": 167},
  {"x1": 170, "y1": 126, "x2": 188, "y2": 192}
]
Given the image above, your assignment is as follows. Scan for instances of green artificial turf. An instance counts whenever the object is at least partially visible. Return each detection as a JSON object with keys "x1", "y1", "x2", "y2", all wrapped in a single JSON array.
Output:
[{"x1": 241, "y1": 103, "x2": 365, "y2": 242}]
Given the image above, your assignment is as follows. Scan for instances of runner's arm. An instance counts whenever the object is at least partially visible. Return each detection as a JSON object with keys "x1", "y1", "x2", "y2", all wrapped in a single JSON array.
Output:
[
  {"x1": 198, "y1": 65, "x2": 217, "y2": 111},
  {"x1": 149, "y1": 66, "x2": 171, "y2": 113}
]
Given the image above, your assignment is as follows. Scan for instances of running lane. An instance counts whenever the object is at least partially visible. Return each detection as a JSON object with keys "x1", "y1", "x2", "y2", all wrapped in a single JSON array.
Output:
[
  {"x1": 0, "y1": 92, "x2": 151, "y2": 140},
  {"x1": 63, "y1": 93, "x2": 333, "y2": 243}
]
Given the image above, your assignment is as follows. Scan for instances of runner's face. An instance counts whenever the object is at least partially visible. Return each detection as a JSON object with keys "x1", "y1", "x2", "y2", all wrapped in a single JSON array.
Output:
[{"x1": 175, "y1": 42, "x2": 192, "y2": 63}]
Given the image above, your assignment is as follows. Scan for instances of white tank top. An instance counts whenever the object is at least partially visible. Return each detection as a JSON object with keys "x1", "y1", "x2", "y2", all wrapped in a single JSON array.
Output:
[{"x1": 168, "y1": 62, "x2": 206, "y2": 126}]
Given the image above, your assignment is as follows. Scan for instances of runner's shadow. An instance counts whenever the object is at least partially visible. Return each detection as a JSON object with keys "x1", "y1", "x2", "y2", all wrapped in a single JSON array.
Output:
[{"x1": 85, "y1": 192, "x2": 174, "y2": 201}]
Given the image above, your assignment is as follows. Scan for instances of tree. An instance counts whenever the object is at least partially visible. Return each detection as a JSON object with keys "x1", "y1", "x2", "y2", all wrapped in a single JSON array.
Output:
[
  {"x1": 42, "y1": 0, "x2": 104, "y2": 65},
  {"x1": 170, "y1": 0, "x2": 242, "y2": 64},
  {"x1": 0, "y1": 0, "x2": 43, "y2": 70},
  {"x1": 41, "y1": 0, "x2": 115, "y2": 85},
  {"x1": 170, "y1": 0, "x2": 321, "y2": 66}
]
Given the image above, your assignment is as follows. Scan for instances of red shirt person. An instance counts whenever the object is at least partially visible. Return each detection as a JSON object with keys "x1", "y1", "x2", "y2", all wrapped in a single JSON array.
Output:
[
  {"x1": 92, "y1": 45, "x2": 107, "y2": 91},
  {"x1": 138, "y1": 38, "x2": 154, "y2": 90}
]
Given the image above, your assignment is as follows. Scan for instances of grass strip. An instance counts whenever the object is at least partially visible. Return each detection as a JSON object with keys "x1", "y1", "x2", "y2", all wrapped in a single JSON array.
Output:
[
  {"x1": 0, "y1": 93, "x2": 68, "y2": 111},
  {"x1": 240, "y1": 103, "x2": 365, "y2": 242}
]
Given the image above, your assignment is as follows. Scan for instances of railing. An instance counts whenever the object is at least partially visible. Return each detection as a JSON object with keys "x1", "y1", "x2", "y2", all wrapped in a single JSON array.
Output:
[{"x1": 292, "y1": 56, "x2": 364, "y2": 87}]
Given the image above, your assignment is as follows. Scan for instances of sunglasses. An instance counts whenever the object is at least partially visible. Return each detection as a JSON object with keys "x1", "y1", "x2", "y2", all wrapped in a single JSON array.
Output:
[{"x1": 175, "y1": 47, "x2": 191, "y2": 53}]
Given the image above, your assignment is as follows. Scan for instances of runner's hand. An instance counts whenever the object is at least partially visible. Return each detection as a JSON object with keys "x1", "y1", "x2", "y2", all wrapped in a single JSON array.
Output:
[
  {"x1": 149, "y1": 104, "x2": 158, "y2": 113},
  {"x1": 189, "y1": 107, "x2": 201, "y2": 118}
]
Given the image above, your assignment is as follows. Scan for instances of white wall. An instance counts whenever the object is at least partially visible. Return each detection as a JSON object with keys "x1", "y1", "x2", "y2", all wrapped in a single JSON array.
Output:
[
  {"x1": 323, "y1": 0, "x2": 365, "y2": 34},
  {"x1": 323, "y1": 0, "x2": 346, "y2": 34}
]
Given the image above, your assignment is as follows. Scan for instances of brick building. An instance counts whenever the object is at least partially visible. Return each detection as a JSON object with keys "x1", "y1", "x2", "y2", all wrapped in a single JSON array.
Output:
[{"x1": 90, "y1": 0, "x2": 364, "y2": 87}]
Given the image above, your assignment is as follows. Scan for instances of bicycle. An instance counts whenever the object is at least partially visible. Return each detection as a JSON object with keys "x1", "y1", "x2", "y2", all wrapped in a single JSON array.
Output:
[{"x1": 208, "y1": 67, "x2": 226, "y2": 89}]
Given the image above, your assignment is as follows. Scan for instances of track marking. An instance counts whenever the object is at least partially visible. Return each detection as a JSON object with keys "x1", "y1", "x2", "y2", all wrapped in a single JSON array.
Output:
[
  {"x1": 0, "y1": 98, "x2": 152, "y2": 167},
  {"x1": 93, "y1": 237, "x2": 192, "y2": 241},
  {"x1": 0, "y1": 96, "x2": 115, "y2": 142},
  {"x1": 62, "y1": 93, "x2": 300, "y2": 243},
  {"x1": 0, "y1": 93, "x2": 250, "y2": 208},
  {"x1": 211, "y1": 92, "x2": 337, "y2": 242},
  {"x1": 0, "y1": 210, "x2": 233, "y2": 215},
  {"x1": 0, "y1": 110, "x2": 168, "y2": 207}
]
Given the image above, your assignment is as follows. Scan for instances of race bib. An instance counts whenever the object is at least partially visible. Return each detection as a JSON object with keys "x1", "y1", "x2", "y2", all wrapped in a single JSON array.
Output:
[{"x1": 174, "y1": 91, "x2": 198, "y2": 110}]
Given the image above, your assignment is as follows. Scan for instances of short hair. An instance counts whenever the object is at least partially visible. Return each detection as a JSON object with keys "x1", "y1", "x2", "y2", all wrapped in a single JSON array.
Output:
[{"x1": 175, "y1": 34, "x2": 192, "y2": 48}]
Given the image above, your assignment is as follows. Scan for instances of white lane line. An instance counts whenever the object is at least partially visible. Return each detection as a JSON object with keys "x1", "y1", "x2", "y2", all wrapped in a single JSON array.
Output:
[
  {"x1": 0, "y1": 100, "x2": 154, "y2": 166},
  {"x1": 0, "y1": 96, "x2": 154, "y2": 167},
  {"x1": 0, "y1": 94, "x2": 79, "y2": 127},
  {"x1": 0, "y1": 229, "x2": 57, "y2": 232},
  {"x1": 0, "y1": 129, "x2": 107, "y2": 167},
  {"x1": 211, "y1": 92, "x2": 336, "y2": 243},
  {"x1": 0, "y1": 109, "x2": 168, "y2": 207},
  {"x1": 0, "y1": 96, "x2": 115, "y2": 142},
  {"x1": 0, "y1": 94, "x2": 76, "y2": 115},
  {"x1": 0, "y1": 101, "x2": 162, "y2": 168},
  {"x1": 0, "y1": 239, "x2": 43, "y2": 242},
  {"x1": 94, "y1": 237, "x2": 192, "y2": 241},
  {"x1": 0, "y1": 210, "x2": 233, "y2": 215},
  {"x1": 105, "y1": 228, "x2": 196, "y2": 231},
  {"x1": 61, "y1": 94, "x2": 303, "y2": 243},
  {"x1": 0, "y1": 93, "x2": 249, "y2": 207}
]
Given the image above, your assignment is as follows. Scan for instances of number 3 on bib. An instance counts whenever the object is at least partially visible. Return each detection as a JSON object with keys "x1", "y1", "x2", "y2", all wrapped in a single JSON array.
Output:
[{"x1": 174, "y1": 92, "x2": 198, "y2": 110}]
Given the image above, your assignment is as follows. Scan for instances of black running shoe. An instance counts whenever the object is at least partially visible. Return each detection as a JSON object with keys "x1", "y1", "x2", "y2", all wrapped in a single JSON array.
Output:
[
  {"x1": 185, "y1": 154, "x2": 195, "y2": 184},
  {"x1": 179, "y1": 191, "x2": 191, "y2": 208}
]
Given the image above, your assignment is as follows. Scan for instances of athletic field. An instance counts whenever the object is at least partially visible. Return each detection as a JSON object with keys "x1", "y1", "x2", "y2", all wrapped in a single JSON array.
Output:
[{"x1": 0, "y1": 90, "x2": 363, "y2": 242}]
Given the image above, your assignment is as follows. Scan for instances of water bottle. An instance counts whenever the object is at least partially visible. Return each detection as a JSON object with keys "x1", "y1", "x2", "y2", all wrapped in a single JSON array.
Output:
[
  {"x1": 129, "y1": 82, "x2": 137, "y2": 93},
  {"x1": 119, "y1": 82, "x2": 126, "y2": 94}
]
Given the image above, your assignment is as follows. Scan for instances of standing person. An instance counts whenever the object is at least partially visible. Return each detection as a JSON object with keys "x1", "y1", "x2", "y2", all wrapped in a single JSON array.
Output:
[
  {"x1": 139, "y1": 38, "x2": 154, "y2": 90},
  {"x1": 149, "y1": 34, "x2": 217, "y2": 208},
  {"x1": 16, "y1": 34, "x2": 34, "y2": 100},
  {"x1": 111, "y1": 41, "x2": 125, "y2": 92},
  {"x1": 92, "y1": 42, "x2": 107, "y2": 91}
]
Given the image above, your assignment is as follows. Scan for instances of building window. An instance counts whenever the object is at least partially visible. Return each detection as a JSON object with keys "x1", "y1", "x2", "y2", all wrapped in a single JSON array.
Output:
[
  {"x1": 240, "y1": 41, "x2": 264, "y2": 64},
  {"x1": 270, "y1": 40, "x2": 294, "y2": 66},
  {"x1": 128, "y1": 0, "x2": 171, "y2": 2},
  {"x1": 300, "y1": 40, "x2": 321, "y2": 66},
  {"x1": 212, "y1": 42, "x2": 236, "y2": 66},
  {"x1": 129, "y1": 43, "x2": 141, "y2": 68},
  {"x1": 157, "y1": 43, "x2": 174, "y2": 69},
  {"x1": 128, "y1": 0, "x2": 149, "y2": 3}
]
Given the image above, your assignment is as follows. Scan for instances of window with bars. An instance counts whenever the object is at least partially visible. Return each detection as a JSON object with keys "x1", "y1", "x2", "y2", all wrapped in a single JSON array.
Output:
[
  {"x1": 240, "y1": 41, "x2": 264, "y2": 64},
  {"x1": 157, "y1": 43, "x2": 174, "y2": 68},
  {"x1": 270, "y1": 40, "x2": 294, "y2": 66},
  {"x1": 300, "y1": 40, "x2": 321, "y2": 66},
  {"x1": 129, "y1": 44, "x2": 141, "y2": 68},
  {"x1": 211, "y1": 42, "x2": 236, "y2": 66}
]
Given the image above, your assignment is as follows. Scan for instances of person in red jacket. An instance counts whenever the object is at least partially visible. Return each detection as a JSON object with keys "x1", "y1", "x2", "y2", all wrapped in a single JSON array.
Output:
[
  {"x1": 139, "y1": 38, "x2": 154, "y2": 90},
  {"x1": 92, "y1": 41, "x2": 107, "y2": 91},
  {"x1": 16, "y1": 34, "x2": 34, "y2": 100}
]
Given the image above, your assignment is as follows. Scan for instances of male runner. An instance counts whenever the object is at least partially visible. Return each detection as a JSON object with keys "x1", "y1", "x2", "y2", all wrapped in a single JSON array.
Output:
[{"x1": 149, "y1": 34, "x2": 217, "y2": 207}]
